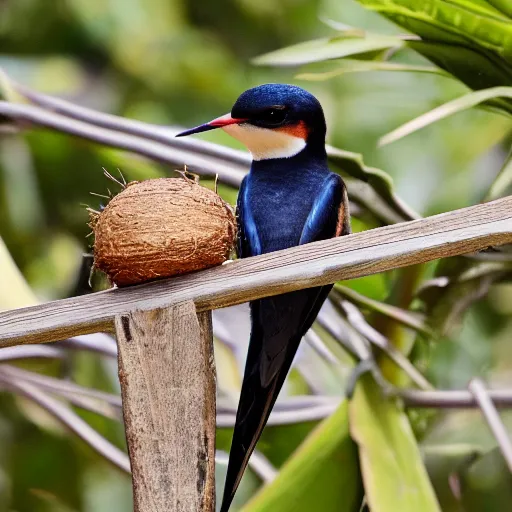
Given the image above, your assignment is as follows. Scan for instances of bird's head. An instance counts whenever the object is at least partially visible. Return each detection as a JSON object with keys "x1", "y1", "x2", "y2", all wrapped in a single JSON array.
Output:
[{"x1": 176, "y1": 84, "x2": 326, "y2": 161}]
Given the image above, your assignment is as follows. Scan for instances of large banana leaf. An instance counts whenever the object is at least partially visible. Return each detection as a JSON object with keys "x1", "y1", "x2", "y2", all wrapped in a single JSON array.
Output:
[
  {"x1": 487, "y1": 0, "x2": 512, "y2": 18},
  {"x1": 243, "y1": 401, "x2": 363, "y2": 512},
  {"x1": 356, "y1": 0, "x2": 512, "y2": 53},
  {"x1": 356, "y1": 0, "x2": 512, "y2": 112},
  {"x1": 350, "y1": 375, "x2": 441, "y2": 512}
]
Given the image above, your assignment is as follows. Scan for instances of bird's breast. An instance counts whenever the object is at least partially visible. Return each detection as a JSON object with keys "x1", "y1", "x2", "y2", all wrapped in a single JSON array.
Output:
[{"x1": 245, "y1": 173, "x2": 321, "y2": 253}]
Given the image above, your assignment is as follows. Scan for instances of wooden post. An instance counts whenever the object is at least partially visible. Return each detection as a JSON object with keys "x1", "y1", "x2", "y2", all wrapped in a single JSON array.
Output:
[{"x1": 114, "y1": 301, "x2": 216, "y2": 512}]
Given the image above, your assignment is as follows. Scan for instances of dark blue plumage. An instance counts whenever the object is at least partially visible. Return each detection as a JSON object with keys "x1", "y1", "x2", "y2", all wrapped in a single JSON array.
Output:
[{"x1": 176, "y1": 84, "x2": 350, "y2": 512}]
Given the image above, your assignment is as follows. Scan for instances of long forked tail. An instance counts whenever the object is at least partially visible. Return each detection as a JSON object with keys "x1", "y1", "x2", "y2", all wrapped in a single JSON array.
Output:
[
  {"x1": 220, "y1": 287, "x2": 331, "y2": 511},
  {"x1": 219, "y1": 332, "x2": 298, "y2": 512}
]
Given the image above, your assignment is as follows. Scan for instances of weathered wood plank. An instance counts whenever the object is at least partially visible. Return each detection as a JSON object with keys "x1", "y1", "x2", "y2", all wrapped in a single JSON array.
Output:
[
  {"x1": 1, "y1": 196, "x2": 512, "y2": 346},
  {"x1": 115, "y1": 303, "x2": 216, "y2": 512}
]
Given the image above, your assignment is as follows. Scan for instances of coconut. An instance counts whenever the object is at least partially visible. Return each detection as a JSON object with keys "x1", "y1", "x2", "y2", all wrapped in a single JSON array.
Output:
[{"x1": 91, "y1": 177, "x2": 236, "y2": 286}]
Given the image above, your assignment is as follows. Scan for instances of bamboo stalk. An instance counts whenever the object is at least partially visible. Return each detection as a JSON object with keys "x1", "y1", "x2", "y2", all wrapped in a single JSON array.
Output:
[{"x1": 115, "y1": 302, "x2": 216, "y2": 512}]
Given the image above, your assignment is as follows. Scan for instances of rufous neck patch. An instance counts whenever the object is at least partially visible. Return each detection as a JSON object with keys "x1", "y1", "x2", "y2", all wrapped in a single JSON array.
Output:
[{"x1": 275, "y1": 120, "x2": 309, "y2": 140}]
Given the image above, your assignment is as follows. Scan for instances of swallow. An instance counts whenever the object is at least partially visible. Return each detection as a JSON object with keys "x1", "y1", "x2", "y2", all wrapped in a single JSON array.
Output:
[{"x1": 176, "y1": 83, "x2": 350, "y2": 511}]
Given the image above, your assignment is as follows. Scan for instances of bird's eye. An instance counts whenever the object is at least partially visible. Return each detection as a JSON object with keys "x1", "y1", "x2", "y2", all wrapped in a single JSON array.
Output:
[{"x1": 259, "y1": 107, "x2": 287, "y2": 125}]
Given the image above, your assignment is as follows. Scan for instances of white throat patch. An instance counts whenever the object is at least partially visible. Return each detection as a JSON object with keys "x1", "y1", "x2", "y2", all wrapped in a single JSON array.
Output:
[{"x1": 222, "y1": 123, "x2": 306, "y2": 161}]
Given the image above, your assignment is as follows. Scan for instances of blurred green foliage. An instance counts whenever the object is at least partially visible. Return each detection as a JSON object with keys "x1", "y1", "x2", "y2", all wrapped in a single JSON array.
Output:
[{"x1": 1, "y1": 0, "x2": 512, "y2": 511}]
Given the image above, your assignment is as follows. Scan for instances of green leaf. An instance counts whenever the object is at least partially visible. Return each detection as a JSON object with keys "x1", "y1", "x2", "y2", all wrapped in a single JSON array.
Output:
[
  {"x1": 30, "y1": 489, "x2": 80, "y2": 512},
  {"x1": 354, "y1": 0, "x2": 512, "y2": 111},
  {"x1": 0, "y1": 67, "x2": 26, "y2": 103},
  {"x1": 214, "y1": 339, "x2": 242, "y2": 393},
  {"x1": 379, "y1": 86, "x2": 512, "y2": 146},
  {"x1": 350, "y1": 375, "x2": 441, "y2": 512},
  {"x1": 484, "y1": 146, "x2": 512, "y2": 201},
  {"x1": 406, "y1": 40, "x2": 512, "y2": 110},
  {"x1": 460, "y1": 447, "x2": 512, "y2": 512},
  {"x1": 422, "y1": 443, "x2": 482, "y2": 512},
  {"x1": 417, "y1": 258, "x2": 512, "y2": 336},
  {"x1": 327, "y1": 146, "x2": 420, "y2": 221},
  {"x1": 297, "y1": 59, "x2": 449, "y2": 81},
  {"x1": 253, "y1": 33, "x2": 402, "y2": 67},
  {"x1": 487, "y1": 0, "x2": 512, "y2": 19},
  {"x1": 356, "y1": 0, "x2": 512, "y2": 58},
  {"x1": 334, "y1": 285, "x2": 434, "y2": 337},
  {"x1": 243, "y1": 401, "x2": 363, "y2": 512},
  {"x1": 442, "y1": 0, "x2": 512, "y2": 21},
  {"x1": 0, "y1": 236, "x2": 38, "y2": 309}
]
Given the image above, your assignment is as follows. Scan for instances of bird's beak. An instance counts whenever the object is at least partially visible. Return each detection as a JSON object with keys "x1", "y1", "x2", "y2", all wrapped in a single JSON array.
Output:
[{"x1": 175, "y1": 113, "x2": 247, "y2": 137}]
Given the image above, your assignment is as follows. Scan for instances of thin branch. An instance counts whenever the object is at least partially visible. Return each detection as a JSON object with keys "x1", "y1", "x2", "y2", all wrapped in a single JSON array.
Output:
[
  {"x1": 326, "y1": 146, "x2": 421, "y2": 222},
  {"x1": 269, "y1": 395, "x2": 338, "y2": 410},
  {"x1": 248, "y1": 451, "x2": 278, "y2": 483},
  {"x1": 317, "y1": 302, "x2": 359, "y2": 358},
  {"x1": 13, "y1": 82, "x2": 251, "y2": 167},
  {"x1": 1, "y1": 196, "x2": 511, "y2": 347},
  {"x1": 0, "y1": 365, "x2": 122, "y2": 414},
  {"x1": 0, "y1": 368, "x2": 247, "y2": 474},
  {"x1": 468, "y1": 378, "x2": 512, "y2": 472},
  {"x1": 216, "y1": 399, "x2": 340, "y2": 427},
  {"x1": 343, "y1": 178, "x2": 410, "y2": 225},
  {"x1": 217, "y1": 395, "x2": 341, "y2": 428},
  {"x1": 322, "y1": 303, "x2": 394, "y2": 396},
  {"x1": 0, "y1": 344, "x2": 64, "y2": 361},
  {"x1": 467, "y1": 252, "x2": 512, "y2": 263},
  {"x1": 304, "y1": 329, "x2": 341, "y2": 366},
  {"x1": 0, "y1": 374, "x2": 131, "y2": 472},
  {"x1": 0, "y1": 101, "x2": 247, "y2": 187},
  {"x1": 217, "y1": 395, "x2": 339, "y2": 415},
  {"x1": 339, "y1": 300, "x2": 433, "y2": 390},
  {"x1": 215, "y1": 450, "x2": 277, "y2": 483},
  {"x1": 400, "y1": 388, "x2": 512, "y2": 408},
  {"x1": 7, "y1": 76, "x2": 419, "y2": 222},
  {"x1": 65, "y1": 328, "x2": 246, "y2": 369},
  {"x1": 293, "y1": 357, "x2": 332, "y2": 395},
  {"x1": 58, "y1": 333, "x2": 118, "y2": 357},
  {"x1": 215, "y1": 388, "x2": 512, "y2": 423},
  {"x1": 333, "y1": 285, "x2": 433, "y2": 337},
  {"x1": 1, "y1": 358, "x2": 342, "y2": 427}
]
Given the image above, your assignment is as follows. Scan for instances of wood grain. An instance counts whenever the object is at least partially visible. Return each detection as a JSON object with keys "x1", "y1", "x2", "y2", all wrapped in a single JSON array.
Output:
[
  {"x1": 115, "y1": 303, "x2": 216, "y2": 512},
  {"x1": 1, "y1": 196, "x2": 512, "y2": 347}
]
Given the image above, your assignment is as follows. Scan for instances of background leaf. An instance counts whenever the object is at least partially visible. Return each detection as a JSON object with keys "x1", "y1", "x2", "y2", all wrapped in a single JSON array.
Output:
[
  {"x1": 244, "y1": 401, "x2": 363, "y2": 512},
  {"x1": 253, "y1": 33, "x2": 403, "y2": 67},
  {"x1": 379, "y1": 87, "x2": 512, "y2": 146},
  {"x1": 0, "y1": 236, "x2": 38, "y2": 308},
  {"x1": 357, "y1": 0, "x2": 512, "y2": 114},
  {"x1": 350, "y1": 375, "x2": 441, "y2": 512},
  {"x1": 297, "y1": 60, "x2": 449, "y2": 81},
  {"x1": 485, "y1": 146, "x2": 512, "y2": 201}
]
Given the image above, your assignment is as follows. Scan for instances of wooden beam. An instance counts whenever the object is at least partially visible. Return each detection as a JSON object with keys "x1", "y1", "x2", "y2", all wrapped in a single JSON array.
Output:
[
  {"x1": 1, "y1": 196, "x2": 511, "y2": 347},
  {"x1": 115, "y1": 303, "x2": 216, "y2": 512}
]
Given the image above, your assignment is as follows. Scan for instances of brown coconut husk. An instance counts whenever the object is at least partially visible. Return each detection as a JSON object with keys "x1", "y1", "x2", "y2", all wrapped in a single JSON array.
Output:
[{"x1": 91, "y1": 177, "x2": 236, "y2": 286}]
